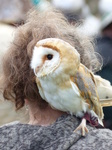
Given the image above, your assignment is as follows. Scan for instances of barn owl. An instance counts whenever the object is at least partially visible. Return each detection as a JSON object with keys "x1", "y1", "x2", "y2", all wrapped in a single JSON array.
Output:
[{"x1": 30, "y1": 38, "x2": 104, "y2": 136}]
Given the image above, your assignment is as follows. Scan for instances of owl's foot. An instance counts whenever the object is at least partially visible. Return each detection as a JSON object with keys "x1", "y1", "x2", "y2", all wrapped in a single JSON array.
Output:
[{"x1": 74, "y1": 118, "x2": 89, "y2": 136}]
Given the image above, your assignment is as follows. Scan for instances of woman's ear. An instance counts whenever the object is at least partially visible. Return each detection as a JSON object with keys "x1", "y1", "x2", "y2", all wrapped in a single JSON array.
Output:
[
  {"x1": 25, "y1": 99, "x2": 29, "y2": 105},
  {"x1": 24, "y1": 99, "x2": 29, "y2": 111}
]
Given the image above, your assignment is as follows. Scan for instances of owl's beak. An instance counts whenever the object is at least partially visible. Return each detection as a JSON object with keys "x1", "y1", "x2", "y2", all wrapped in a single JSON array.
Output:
[
  {"x1": 34, "y1": 66, "x2": 46, "y2": 78},
  {"x1": 34, "y1": 66, "x2": 40, "y2": 77},
  {"x1": 35, "y1": 66, "x2": 39, "y2": 75}
]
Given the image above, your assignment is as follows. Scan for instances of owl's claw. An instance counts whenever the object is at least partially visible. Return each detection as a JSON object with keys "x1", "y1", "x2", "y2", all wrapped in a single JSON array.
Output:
[{"x1": 74, "y1": 118, "x2": 89, "y2": 136}]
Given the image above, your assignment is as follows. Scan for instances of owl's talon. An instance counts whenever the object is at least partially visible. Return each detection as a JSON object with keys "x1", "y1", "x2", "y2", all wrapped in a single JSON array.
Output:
[{"x1": 74, "y1": 118, "x2": 89, "y2": 136}]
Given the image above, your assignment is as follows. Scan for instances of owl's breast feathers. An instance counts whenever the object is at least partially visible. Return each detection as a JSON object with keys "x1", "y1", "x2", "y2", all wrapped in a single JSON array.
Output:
[{"x1": 73, "y1": 64, "x2": 104, "y2": 120}]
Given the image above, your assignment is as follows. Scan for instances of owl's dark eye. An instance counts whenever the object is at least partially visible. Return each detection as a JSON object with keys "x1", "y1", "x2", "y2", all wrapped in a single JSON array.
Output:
[{"x1": 47, "y1": 54, "x2": 53, "y2": 60}]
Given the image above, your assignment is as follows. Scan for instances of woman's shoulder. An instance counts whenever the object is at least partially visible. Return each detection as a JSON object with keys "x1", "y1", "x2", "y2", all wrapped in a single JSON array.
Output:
[
  {"x1": 0, "y1": 121, "x2": 19, "y2": 127},
  {"x1": 70, "y1": 127, "x2": 112, "y2": 150},
  {"x1": 0, "y1": 115, "x2": 112, "y2": 150},
  {"x1": 0, "y1": 121, "x2": 20, "y2": 136}
]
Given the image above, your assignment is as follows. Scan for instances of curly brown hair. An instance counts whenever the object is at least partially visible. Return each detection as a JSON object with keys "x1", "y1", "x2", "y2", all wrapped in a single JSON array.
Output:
[{"x1": 1, "y1": 7, "x2": 101, "y2": 110}]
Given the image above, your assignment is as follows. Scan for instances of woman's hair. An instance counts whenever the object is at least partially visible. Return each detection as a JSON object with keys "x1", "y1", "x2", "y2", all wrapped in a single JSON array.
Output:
[{"x1": 1, "y1": 7, "x2": 102, "y2": 110}]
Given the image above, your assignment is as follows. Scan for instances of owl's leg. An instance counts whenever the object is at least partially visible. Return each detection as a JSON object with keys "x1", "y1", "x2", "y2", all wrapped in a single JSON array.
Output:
[{"x1": 74, "y1": 118, "x2": 89, "y2": 136}]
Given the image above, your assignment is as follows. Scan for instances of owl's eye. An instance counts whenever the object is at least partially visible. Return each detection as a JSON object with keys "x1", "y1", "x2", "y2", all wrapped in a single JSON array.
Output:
[{"x1": 47, "y1": 54, "x2": 53, "y2": 60}]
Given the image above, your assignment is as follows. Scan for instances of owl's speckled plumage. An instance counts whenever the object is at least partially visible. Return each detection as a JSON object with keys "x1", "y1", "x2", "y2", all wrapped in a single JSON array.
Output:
[{"x1": 31, "y1": 38, "x2": 104, "y2": 135}]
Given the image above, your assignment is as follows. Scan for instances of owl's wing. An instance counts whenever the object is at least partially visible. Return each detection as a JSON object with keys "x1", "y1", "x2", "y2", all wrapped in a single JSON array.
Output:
[{"x1": 72, "y1": 64, "x2": 103, "y2": 119}]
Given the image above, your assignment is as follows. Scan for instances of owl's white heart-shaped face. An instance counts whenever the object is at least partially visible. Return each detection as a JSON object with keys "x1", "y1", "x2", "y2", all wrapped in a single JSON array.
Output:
[{"x1": 30, "y1": 46, "x2": 60, "y2": 77}]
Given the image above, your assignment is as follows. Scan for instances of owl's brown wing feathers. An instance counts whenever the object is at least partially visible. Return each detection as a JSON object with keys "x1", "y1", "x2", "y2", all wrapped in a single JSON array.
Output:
[{"x1": 74, "y1": 64, "x2": 103, "y2": 119}]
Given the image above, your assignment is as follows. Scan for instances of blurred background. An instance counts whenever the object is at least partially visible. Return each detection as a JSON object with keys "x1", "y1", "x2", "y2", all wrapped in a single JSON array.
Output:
[{"x1": 0, "y1": 0, "x2": 112, "y2": 129}]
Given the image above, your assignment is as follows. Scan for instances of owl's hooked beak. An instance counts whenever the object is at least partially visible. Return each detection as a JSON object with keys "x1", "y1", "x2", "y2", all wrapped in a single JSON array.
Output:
[
  {"x1": 34, "y1": 66, "x2": 46, "y2": 78},
  {"x1": 34, "y1": 66, "x2": 52, "y2": 78},
  {"x1": 34, "y1": 61, "x2": 60, "y2": 78}
]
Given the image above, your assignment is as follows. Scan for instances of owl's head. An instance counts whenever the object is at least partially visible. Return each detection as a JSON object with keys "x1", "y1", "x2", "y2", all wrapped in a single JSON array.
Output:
[{"x1": 30, "y1": 38, "x2": 80, "y2": 78}]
